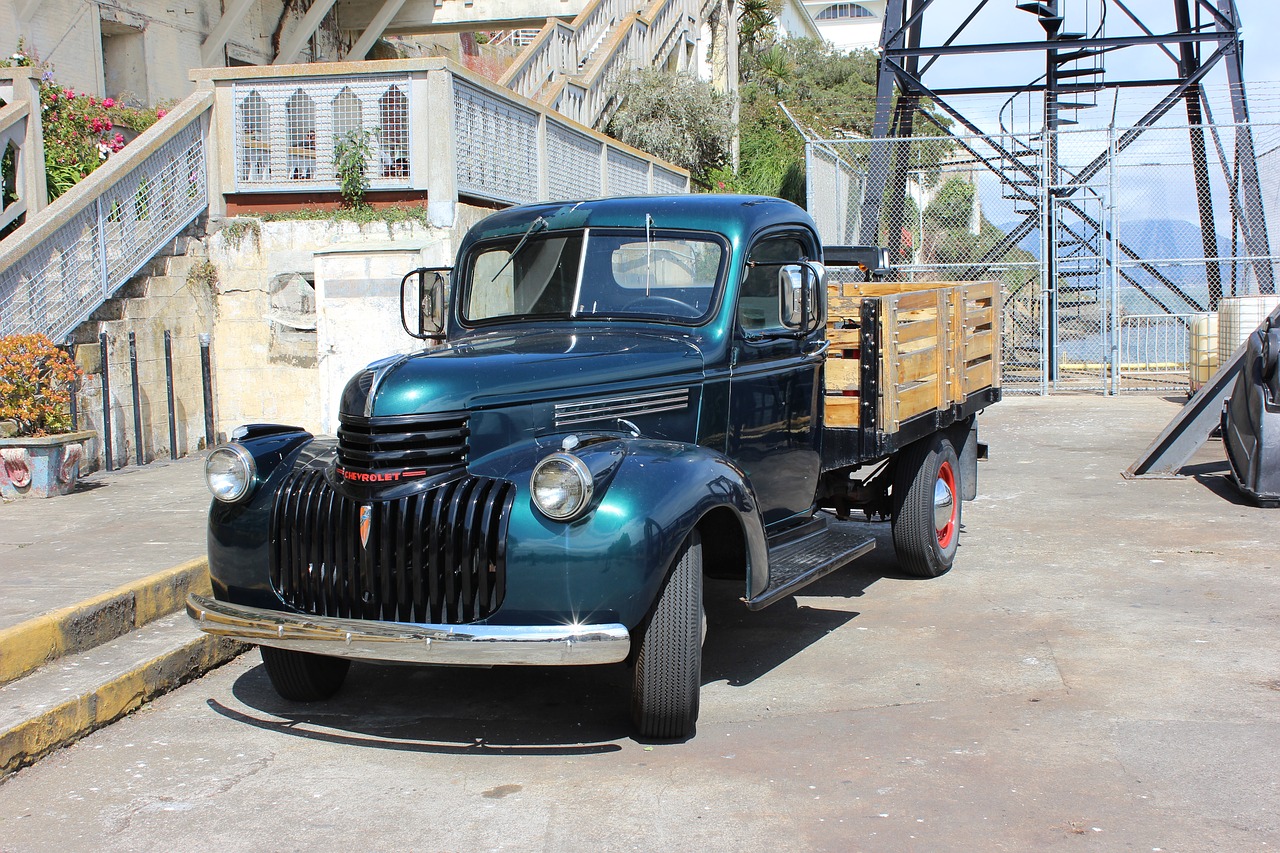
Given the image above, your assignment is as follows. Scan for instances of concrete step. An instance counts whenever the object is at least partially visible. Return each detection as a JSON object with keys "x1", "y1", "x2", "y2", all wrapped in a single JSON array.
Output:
[
  {"x1": 0, "y1": 613, "x2": 244, "y2": 776},
  {"x1": 0, "y1": 559, "x2": 214, "y2": 688}
]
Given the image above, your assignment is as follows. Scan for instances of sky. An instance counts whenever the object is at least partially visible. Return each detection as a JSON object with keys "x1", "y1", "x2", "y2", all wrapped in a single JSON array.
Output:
[{"x1": 897, "y1": 0, "x2": 1280, "y2": 132}]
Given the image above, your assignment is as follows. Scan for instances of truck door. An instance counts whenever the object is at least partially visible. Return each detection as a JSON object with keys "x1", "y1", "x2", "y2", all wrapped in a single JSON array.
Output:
[{"x1": 729, "y1": 233, "x2": 823, "y2": 528}]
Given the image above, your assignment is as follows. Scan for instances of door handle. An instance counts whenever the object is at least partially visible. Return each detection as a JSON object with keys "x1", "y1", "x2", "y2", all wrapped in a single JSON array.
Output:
[{"x1": 802, "y1": 340, "x2": 829, "y2": 357}]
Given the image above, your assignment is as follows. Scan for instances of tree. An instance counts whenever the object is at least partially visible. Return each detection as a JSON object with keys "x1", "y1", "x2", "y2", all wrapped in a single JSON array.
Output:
[{"x1": 605, "y1": 70, "x2": 735, "y2": 185}]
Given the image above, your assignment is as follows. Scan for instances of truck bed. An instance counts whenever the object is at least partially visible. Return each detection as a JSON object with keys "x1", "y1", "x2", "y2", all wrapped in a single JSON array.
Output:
[{"x1": 821, "y1": 275, "x2": 1002, "y2": 467}]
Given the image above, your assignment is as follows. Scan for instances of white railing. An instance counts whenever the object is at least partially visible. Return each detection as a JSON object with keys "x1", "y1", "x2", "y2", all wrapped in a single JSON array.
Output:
[
  {"x1": 0, "y1": 89, "x2": 211, "y2": 341},
  {"x1": 198, "y1": 59, "x2": 689, "y2": 208},
  {"x1": 1, "y1": 59, "x2": 690, "y2": 341},
  {"x1": 1117, "y1": 313, "x2": 1197, "y2": 392},
  {"x1": 0, "y1": 69, "x2": 47, "y2": 236},
  {"x1": 500, "y1": 0, "x2": 699, "y2": 128}
]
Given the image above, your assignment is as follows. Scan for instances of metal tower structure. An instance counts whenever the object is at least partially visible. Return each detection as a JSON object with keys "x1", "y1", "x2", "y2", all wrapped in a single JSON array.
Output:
[{"x1": 859, "y1": 0, "x2": 1272, "y2": 378}]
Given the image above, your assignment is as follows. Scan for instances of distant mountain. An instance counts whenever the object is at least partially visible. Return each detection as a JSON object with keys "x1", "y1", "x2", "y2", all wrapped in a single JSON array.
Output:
[
  {"x1": 992, "y1": 217, "x2": 1241, "y2": 313},
  {"x1": 995, "y1": 218, "x2": 1230, "y2": 261}
]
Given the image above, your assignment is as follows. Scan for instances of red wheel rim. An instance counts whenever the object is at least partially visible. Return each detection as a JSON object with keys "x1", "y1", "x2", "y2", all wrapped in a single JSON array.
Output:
[{"x1": 936, "y1": 460, "x2": 957, "y2": 548}]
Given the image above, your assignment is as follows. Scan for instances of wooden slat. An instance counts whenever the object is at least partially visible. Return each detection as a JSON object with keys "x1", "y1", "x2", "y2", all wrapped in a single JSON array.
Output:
[
  {"x1": 881, "y1": 304, "x2": 898, "y2": 430},
  {"x1": 825, "y1": 357, "x2": 861, "y2": 391},
  {"x1": 948, "y1": 287, "x2": 964, "y2": 405},
  {"x1": 895, "y1": 317, "x2": 939, "y2": 346},
  {"x1": 825, "y1": 327, "x2": 861, "y2": 349},
  {"x1": 840, "y1": 280, "x2": 965, "y2": 297},
  {"x1": 963, "y1": 359, "x2": 994, "y2": 394},
  {"x1": 828, "y1": 294, "x2": 864, "y2": 319},
  {"x1": 965, "y1": 330, "x2": 995, "y2": 361},
  {"x1": 896, "y1": 381, "x2": 939, "y2": 424},
  {"x1": 824, "y1": 395, "x2": 860, "y2": 427},
  {"x1": 894, "y1": 291, "x2": 941, "y2": 313},
  {"x1": 897, "y1": 347, "x2": 939, "y2": 383}
]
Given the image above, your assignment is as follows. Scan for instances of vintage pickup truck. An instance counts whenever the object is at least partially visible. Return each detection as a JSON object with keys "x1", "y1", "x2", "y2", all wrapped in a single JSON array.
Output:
[{"x1": 188, "y1": 194, "x2": 1001, "y2": 739}]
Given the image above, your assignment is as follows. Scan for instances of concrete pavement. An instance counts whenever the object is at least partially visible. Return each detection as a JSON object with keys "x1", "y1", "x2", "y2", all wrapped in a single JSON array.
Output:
[{"x1": 0, "y1": 395, "x2": 1275, "y2": 851}]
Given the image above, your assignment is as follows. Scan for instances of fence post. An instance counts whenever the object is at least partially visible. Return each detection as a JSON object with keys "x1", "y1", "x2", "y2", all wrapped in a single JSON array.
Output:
[
  {"x1": 1108, "y1": 125, "x2": 1120, "y2": 395},
  {"x1": 4, "y1": 68, "x2": 49, "y2": 216},
  {"x1": 425, "y1": 68, "x2": 457, "y2": 230}
]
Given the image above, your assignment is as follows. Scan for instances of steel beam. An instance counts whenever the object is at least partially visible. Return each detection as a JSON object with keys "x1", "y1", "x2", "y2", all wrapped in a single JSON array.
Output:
[
  {"x1": 886, "y1": 29, "x2": 1230, "y2": 59},
  {"x1": 859, "y1": 0, "x2": 908, "y2": 247},
  {"x1": 274, "y1": 0, "x2": 340, "y2": 64},
  {"x1": 345, "y1": 0, "x2": 409, "y2": 60},
  {"x1": 200, "y1": 0, "x2": 259, "y2": 67},
  {"x1": 1125, "y1": 303, "x2": 1280, "y2": 477},
  {"x1": 1216, "y1": 0, "x2": 1274, "y2": 294}
]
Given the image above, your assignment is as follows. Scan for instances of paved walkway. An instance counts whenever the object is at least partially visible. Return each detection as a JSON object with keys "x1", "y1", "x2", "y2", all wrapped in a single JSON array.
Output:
[{"x1": 0, "y1": 457, "x2": 209, "y2": 631}]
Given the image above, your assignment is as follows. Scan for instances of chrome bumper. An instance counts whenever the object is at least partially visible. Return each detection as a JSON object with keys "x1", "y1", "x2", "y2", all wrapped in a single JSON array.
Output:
[{"x1": 186, "y1": 594, "x2": 631, "y2": 666}]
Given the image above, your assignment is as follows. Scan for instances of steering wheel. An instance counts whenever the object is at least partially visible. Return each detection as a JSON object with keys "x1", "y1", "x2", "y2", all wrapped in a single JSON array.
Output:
[{"x1": 622, "y1": 295, "x2": 702, "y2": 318}]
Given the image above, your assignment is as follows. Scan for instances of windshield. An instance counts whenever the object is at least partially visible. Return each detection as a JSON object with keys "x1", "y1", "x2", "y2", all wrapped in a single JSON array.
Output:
[{"x1": 462, "y1": 229, "x2": 725, "y2": 324}]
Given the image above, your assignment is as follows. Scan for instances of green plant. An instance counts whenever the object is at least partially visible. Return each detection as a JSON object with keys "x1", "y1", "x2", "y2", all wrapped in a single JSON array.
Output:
[
  {"x1": 333, "y1": 129, "x2": 373, "y2": 209},
  {"x1": 605, "y1": 70, "x2": 734, "y2": 185},
  {"x1": 222, "y1": 218, "x2": 261, "y2": 250},
  {"x1": 260, "y1": 204, "x2": 433, "y2": 237},
  {"x1": 188, "y1": 259, "x2": 219, "y2": 291},
  {"x1": 0, "y1": 334, "x2": 82, "y2": 437},
  {"x1": 5, "y1": 42, "x2": 167, "y2": 201}
]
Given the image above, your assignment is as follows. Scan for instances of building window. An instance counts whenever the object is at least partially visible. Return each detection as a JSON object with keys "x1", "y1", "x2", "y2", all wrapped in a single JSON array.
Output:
[{"x1": 815, "y1": 3, "x2": 876, "y2": 20}]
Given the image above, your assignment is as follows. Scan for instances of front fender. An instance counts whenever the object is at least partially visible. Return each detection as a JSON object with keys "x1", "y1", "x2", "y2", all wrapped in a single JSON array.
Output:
[
  {"x1": 471, "y1": 436, "x2": 767, "y2": 630},
  {"x1": 206, "y1": 429, "x2": 323, "y2": 608}
]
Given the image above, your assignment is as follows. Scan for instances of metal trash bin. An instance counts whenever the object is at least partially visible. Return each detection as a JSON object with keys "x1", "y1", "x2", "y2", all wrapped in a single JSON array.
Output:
[{"x1": 1221, "y1": 316, "x2": 1280, "y2": 506}]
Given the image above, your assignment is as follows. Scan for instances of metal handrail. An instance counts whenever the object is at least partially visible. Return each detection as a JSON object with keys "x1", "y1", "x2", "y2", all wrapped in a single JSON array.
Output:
[{"x1": 0, "y1": 89, "x2": 212, "y2": 279}]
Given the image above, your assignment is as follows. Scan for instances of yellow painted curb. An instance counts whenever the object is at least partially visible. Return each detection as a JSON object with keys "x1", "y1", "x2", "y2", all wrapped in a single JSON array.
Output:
[
  {"x1": 0, "y1": 558, "x2": 212, "y2": 687},
  {"x1": 0, "y1": 632, "x2": 245, "y2": 776}
]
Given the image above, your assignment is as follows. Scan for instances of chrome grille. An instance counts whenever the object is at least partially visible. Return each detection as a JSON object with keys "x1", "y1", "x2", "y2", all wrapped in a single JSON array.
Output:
[
  {"x1": 337, "y1": 412, "x2": 469, "y2": 475},
  {"x1": 270, "y1": 470, "x2": 514, "y2": 624},
  {"x1": 554, "y1": 388, "x2": 690, "y2": 427}
]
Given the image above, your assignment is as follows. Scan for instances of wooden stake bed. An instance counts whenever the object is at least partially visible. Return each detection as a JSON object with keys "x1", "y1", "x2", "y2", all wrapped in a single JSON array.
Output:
[{"x1": 824, "y1": 279, "x2": 1002, "y2": 436}]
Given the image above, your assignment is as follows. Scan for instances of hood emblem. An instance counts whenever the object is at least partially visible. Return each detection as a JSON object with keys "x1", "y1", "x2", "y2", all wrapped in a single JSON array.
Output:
[{"x1": 359, "y1": 505, "x2": 372, "y2": 549}]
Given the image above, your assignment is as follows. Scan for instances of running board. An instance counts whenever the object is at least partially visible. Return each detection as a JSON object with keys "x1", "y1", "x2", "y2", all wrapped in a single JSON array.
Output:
[{"x1": 745, "y1": 517, "x2": 876, "y2": 611}]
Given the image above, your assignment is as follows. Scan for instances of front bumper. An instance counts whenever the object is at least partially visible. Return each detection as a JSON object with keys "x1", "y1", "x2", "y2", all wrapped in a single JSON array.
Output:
[{"x1": 186, "y1": 594, "x2": 631, "y2": 666}]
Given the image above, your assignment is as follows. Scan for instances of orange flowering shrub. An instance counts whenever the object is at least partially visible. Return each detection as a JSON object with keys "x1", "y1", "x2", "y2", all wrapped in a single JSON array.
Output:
[{"x1": 0, "y1": 334, "x2": 82, "y2": 436}]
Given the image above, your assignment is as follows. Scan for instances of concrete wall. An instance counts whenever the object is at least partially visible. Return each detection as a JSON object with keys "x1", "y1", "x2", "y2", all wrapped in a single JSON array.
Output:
[
  {"x1": 0, "y1": 0, "x2": 348, "y2": 105},
  {"x1": 71, "y1": 235, "x2": 218, "y2": 472},
  {"x1": 65, "y1": 203, "x2": 496, "y2": 472}
]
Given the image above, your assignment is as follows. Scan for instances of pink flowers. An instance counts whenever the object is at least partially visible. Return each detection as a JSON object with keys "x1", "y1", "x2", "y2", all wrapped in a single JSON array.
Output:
[
  {"x1": 102, "y1": 97, "x2": 115, "y2": 109},
  {"x1": 156, "y1": 108, "x2": 167, "y2": 119}
]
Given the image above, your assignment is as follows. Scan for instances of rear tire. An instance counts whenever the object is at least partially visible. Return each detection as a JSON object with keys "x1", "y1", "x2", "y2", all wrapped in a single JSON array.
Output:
[
  {"x1": 631, "y1": 531, "x2": 703, "y2": 739},
  {"x1": 891, "y1": 434, "x2": 961, "y2": 578},
  {"x1": 260, "y1": 646, "x2": 350, "y2": 701}
]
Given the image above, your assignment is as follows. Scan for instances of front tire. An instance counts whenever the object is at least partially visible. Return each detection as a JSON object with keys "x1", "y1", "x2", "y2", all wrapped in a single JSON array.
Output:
[
  {"x1": 259, "y1": 646, "x2": 350, "y2": 701},
  {"x1": 891, "y1": 434, "x2": 961, "y2": 578},
  {"x1": 631, "y1": 531, "x2": 704, "y2": 739}
]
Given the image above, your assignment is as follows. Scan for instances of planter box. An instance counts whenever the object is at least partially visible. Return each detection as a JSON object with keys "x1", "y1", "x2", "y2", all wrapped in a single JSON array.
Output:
[{"x1": 0, "y1": 431, "x2": 97, "y2": 499}]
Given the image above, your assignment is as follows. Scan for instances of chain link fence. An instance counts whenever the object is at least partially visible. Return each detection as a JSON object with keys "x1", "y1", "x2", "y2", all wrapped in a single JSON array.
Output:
[{"x1": 807, "y1": 122, "x2": 1280, "y2": 394}]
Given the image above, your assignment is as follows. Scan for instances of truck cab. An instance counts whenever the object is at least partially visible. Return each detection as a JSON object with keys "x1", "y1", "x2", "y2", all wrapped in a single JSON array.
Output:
[{"x1": 189, "y1": 195, "x2": 1000, "y2": 739}]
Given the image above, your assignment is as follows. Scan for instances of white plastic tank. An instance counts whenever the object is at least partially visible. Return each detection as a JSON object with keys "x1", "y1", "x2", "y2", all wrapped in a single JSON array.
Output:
[
  {"x1": 1218, "y1": 294, "x2": 1280, "y2": 364},
  {"x1": 1189, "y1": 312, "x2": 1218, "y2": 393}
]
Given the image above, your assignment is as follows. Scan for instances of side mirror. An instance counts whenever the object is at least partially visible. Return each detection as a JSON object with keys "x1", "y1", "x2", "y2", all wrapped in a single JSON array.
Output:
[
  {"x1": 778, "y1": 262, "x2": 826, "y2": 332},
  {"x1": 400, "y1": 267, "x2": 450, "y2": 341},
  {"x1": 779, "y1": 265, "x2": 805, "y2": 328}
]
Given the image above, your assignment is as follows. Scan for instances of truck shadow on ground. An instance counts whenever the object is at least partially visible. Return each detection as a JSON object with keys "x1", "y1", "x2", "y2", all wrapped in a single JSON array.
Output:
[{"x1": 212, "y1": 522, "x2": 911, "y2": 751}]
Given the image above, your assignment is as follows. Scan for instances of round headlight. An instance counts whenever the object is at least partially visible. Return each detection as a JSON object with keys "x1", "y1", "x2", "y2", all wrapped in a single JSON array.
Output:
[
  {"x1": 205, "y1": 444, "x2": 256, "y2": 503},
  {"x1": 531, "y1": 452, "x2": 593, "y2": 521}
]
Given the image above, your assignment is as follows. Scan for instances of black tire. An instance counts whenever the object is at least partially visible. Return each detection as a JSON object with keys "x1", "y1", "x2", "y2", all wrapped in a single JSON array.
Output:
[
  {"x1": 891, "y1": 433, "x2": 961, "y2": 578},
  {"x1": 631, "y1": 531, "x2": 704, "y2": 739},
  {"x1": 259, "y1": 645, "x2": 350, "y2": 701}
]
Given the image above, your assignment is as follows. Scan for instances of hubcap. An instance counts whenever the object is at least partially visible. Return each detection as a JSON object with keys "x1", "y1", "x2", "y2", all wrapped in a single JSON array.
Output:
[{"x1": 934, "y1": 461, "x2": 957, "y2": 548}]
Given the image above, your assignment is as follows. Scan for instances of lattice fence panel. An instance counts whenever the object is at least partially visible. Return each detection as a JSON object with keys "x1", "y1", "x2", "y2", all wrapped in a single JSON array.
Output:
[{"x1": 453, "y1": 80, "x2": 539, "y2": 204}]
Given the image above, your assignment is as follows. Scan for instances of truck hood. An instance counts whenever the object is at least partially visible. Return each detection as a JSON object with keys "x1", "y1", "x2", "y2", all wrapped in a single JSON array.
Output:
[{"x1": 342, "y1": 329, "x2": 706, "y2": 417}]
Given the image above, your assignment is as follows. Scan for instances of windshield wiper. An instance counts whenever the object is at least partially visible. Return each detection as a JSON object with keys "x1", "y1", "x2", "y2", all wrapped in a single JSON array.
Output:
[{"x1": 491, "y1": 216, "x2": 548, "y2": 282}]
